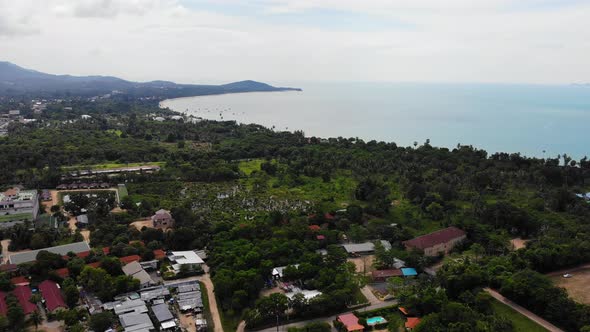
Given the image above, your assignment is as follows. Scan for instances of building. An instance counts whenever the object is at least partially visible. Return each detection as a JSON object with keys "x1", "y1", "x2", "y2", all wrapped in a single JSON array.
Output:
[
  {"x1": 39, "y1": 280, "x2": 67, "y2": 312},
  {"x1": 402, "y1": 227, "x2": 466, "y2": 256},
  {"x1": 76, "y1": 214, "x2": 89, "y2": 227},
  {"x1": 271, "y1": 264, "x2": 299, "y2": 280},
  {"x1": 405, "y1": 317, "x2": 421, "y2": 330},
  {"x1": 372, "y1": 269, "x2": 403, "y2": 282},
  {"x1": 341, "y1": 240, "x2": 392, "y2": 255},
  {"x1": 337, "y1": 313, "x2": 364, "y2": 332},
  {"x1": 151, "y1": 303, "x2": 176, "y2": 330},
  {"x1": 151, "y1": 209, "x2": 174, "y2": 229},
  {"x1": 13, "y1": 285, "x2": 37, "y2": 315},
  {"x1": 168, "y1": 251, "x2": 204, "y2": 274},
  {"x1": 174, "y1": 282, "x2": 203, "y2": 312},
  {"x1": 119, "y1": 312, "x2": 155, "y2": 332},
  {"x1": 122, "y1": 261, "x2": 155, "y2": 289},
  {"x1": 9, "y1": 241, "x2": 91, "y2": 265},
  {"x1": 0, "y1": 187, "x2": 39, "y2": 223}
]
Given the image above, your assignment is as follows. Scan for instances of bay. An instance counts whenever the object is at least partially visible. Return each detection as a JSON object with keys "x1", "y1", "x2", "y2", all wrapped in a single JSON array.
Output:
[{"x1": 161, "y1": 82, "x2": 590, "y2": 159}]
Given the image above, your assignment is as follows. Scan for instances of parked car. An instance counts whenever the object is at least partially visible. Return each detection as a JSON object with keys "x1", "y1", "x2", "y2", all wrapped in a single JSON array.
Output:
[{"x1": 563, "y1": 273, "x2": 573, "y2": 278}]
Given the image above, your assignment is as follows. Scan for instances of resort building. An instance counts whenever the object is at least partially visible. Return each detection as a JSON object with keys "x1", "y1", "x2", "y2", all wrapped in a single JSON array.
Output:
[
  {"x1": 39, "y1": 280, "x2": 67, "y2": 312},
  {"x1": 402, "y1": 227, "x2": 466, "y2": 256},
  {"x1": 0, "y1": 187, "x2": 39, "y2": 223},
  {"x1": 168, "y1": 251, "x2": 204, "y2": 274},
  {"x1": 337, "y1": 313, "x2": 364, "y2": 332}
]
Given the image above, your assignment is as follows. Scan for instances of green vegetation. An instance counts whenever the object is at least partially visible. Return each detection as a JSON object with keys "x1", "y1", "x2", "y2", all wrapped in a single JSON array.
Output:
[
  {"x1": 491, "y1": 299, "x2": 547, "y2": 332},
  {"x1": 0, "y1": 213, "x2": 32, "y2": 223},
  {"x1": 1, "y1": 99, "x2": 590, "y2": 331}
]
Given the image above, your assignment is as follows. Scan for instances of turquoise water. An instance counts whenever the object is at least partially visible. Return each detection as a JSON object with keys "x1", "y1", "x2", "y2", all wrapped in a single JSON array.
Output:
[
  {"x1": 161, "y1": 82, "x2": 590, "y2": 159},
  {"x1": 367, "y1": 316, "x2": 386, "y2": 325}
]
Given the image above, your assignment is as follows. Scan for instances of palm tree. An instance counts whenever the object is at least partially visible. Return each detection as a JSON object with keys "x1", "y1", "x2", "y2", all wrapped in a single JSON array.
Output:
[{"x1": 28, "y1": 311, "x2": 42, "y2": 331}]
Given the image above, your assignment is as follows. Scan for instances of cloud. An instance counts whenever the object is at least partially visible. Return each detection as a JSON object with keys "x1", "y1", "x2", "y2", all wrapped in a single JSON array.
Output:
[{"x1": 0, "y1": 0, "x2": 589, "y2": 84}]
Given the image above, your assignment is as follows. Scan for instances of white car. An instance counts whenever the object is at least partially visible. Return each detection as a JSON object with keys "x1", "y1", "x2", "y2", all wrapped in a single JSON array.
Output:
[{"x1": 563, "y1": 273, "x2": 573, "y2": 278}]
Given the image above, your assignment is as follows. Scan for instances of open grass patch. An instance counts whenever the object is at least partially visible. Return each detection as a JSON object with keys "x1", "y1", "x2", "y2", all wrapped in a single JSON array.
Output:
[{"x1": 491, "y1": 299, "x2": 548, "y2": 332}]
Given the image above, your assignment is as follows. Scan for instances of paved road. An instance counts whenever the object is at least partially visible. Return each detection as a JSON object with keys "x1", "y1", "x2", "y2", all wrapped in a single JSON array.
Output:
[
  {"x1": 255, "y1": 301, "x2": 397, "y2": 332},
  {"x1": 484, "y1": 288, "x2": 563, "y2": 332}
]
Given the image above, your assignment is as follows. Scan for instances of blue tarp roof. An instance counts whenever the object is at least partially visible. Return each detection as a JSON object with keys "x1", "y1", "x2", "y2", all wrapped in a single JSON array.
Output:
[{"x1": 401, "y1": 268, "x2": 417, "y2": 276}]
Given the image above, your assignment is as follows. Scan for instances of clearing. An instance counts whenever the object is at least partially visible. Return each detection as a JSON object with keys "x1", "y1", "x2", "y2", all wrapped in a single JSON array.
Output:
[
  {"x1": 491, "y1": 298, "x2": 548, "y2": 332},
  {"x1": 549, "y1": 266, "x2": 590, "y2": 305}
]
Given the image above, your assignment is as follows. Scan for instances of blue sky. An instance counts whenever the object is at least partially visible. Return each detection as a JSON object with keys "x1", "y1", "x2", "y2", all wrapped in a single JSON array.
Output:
[{"x1": 1, "y1": 0, "x2": 589, "y2": 84}]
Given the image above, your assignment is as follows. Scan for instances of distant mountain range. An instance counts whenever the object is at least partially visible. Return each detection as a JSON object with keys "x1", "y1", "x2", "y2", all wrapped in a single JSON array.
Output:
[{"x1": 0, "y1": 61, "x2": 301, "y2": 98}]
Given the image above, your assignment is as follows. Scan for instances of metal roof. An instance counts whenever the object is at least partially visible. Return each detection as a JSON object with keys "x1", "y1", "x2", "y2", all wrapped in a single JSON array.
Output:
[
  {"x1": 9, "y1": 241, "x2": 91, "y2": 264},
  {"x1": 151, "y1": 303, "x2": 174, "y2": 323}
]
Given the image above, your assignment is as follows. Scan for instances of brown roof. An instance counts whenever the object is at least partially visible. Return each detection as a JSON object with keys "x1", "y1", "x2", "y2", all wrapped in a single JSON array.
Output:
[
  {"x1": 403, "y1": 227, "x2": 466, "y2": 250},
  {"x1": 405, "y1": 317, "x2": 421, "y2": 329},
  {"x1": 372, "y1": 269, "x2": 403, "y2": 279}
]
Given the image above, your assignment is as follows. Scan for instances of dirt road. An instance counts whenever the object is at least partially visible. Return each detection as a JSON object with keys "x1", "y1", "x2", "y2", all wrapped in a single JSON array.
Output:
[
  {"x1": 200, "y1": 272, "x2": 223, "y2": 332},
  {"x1": 484, "y1": 288, "x2": 563, "y2": 332}
]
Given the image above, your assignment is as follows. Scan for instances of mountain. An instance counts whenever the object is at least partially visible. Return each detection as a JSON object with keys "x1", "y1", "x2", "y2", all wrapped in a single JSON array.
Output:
[{"x1": 0, "y1": 61, "x2": 301, "y2": 98}]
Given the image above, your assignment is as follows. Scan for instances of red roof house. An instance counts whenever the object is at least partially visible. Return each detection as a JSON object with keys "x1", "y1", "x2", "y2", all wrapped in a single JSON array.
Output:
[
  {"x1": 10, "y1": 276, "x2": 29, "y2": 286},
  {"x1": 0, "y1": 292, "x2": 7, "y2": 316},
  {"x1": 402, "y1": 227, "x2": 466, "y2": 256},
  {"x1": 12, "y1": 285, "x2": 37, "y2": 314},
  {"x1": 316, "y1": 235, "x2": 326, "y2": 241},
  {"x1": 338, "y1": 313, "x2": 364, "y2": 332},
  {"x1": 119, "y1": 255, "x2": 141, "y2": 265},
  {"x1": 399, "y1": 307, "x2": 410, "y2": 316},
  {"x1": 405, "y1": 317, "x2": 421, "y2": 330},
  {"x1": 153, "y1": 249, "x2": 166, "y2": 260},
  {"x1": 372, "y1": 269, "x2": 403, "y2": 282},
  {"x1": 39, "y1": 280, "x2": 66, "y2": 311},
  {"x1": 308, "y1": 225, "x2": 321, "y2": 231},
  {"x1": 55, "y1": 268, "x2": 70, "y2": 279}
]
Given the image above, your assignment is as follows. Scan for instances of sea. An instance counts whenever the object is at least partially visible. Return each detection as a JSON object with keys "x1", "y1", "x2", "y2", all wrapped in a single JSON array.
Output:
[{"x1": 160, "y1": 82, "x2": 590, "y2": 159}]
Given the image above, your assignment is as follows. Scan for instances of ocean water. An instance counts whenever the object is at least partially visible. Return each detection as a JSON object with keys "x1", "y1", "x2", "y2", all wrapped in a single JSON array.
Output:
[{"x1": 160, "y1": 82, "x2": 590, "y2": 159}]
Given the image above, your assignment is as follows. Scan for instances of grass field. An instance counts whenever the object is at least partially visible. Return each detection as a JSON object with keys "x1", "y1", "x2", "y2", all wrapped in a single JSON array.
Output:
[
  {"x1": 491, "y1": 299, "x2": 547, "y2": 332},
  {"x1": 117, "y1": 184, "x2": 129, "y2": 199},
  {"x1": 239, "y1": 159, "x2": 265, "y2": 176},
  {"x1": 0, "y1": 213, "x2": 32, "y2": 222},
  {"x1": 549, "y1": 268, "x2": 590, "y2": 305}
]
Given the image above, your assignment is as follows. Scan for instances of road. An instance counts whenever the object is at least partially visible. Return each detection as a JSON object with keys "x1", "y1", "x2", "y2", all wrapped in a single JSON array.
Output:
[
  {"x1": 254, "y1": 301, "x2": 397, "y2": 332},
  {"x1": 484, "y1": 288, "x2": 563, "y2": 332}
]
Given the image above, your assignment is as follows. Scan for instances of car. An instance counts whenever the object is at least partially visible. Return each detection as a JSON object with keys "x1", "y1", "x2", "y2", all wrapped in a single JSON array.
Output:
[{"x1": 563, "y1": 273, "x2": 573, "y2": 278}]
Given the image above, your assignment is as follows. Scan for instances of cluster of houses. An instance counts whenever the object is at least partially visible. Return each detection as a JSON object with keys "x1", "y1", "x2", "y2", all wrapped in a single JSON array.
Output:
[
  {"x1": 64, "y1": 165, "x2": 161, "y2": 179},
  {"x1": 102, "y1": 280, "x2": 206, "y2": 332},
  {"x1": 0, "y1": 239, "x2": 208, "y2": 331}
]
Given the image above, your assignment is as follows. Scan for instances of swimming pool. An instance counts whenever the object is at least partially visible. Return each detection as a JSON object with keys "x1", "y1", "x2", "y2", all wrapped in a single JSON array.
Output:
[{"x1": 367, "y1": 316, "x2": 387, "y2": 325}]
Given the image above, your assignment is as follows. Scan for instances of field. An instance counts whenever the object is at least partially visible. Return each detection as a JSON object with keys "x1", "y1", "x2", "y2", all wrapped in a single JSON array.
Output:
[
  {"x1": 549, "y1": 267, "x2": 590, "y2": 304},
  {"x1": 0, "y1": 213, "x2": 32, "y2": 222},
  {"x1": 491, "y1": 299, "x2": 547, "y2": 332}
]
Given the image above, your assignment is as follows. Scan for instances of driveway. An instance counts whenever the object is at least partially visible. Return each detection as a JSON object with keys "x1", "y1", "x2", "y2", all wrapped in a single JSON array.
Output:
[{"x1": 484, "y1": 288, "x2": 563, "y2": 332}]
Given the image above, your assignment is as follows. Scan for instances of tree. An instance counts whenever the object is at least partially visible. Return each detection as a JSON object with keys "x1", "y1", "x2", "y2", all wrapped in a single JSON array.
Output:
[
  {"x1": 28, "y1": 311, "x2": 42, "y2": 331},
  {"x1": 89, "y1": 311, "x2": 115, "y2": 332},
  {"x1": 64, "y1": 284, "x2": 80, "y2": 308}
]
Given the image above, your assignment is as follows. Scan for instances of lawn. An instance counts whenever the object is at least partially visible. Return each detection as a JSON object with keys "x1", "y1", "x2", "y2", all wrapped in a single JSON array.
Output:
[
  {"x1": 117, "y1": 184, "x2": 129, "y2": 199},
  {"x1": 491, "y1": 299, "x2": 547, "y2": 332},
  {"x1": 239, "y1": 159, "x2": 265, "y2": 176},
  {"x1": 0, "y1": 213, "x2": 32, "y2": 222},
  {"x1": 62, "y1": 161, "x2": 165, "y2": 170}
]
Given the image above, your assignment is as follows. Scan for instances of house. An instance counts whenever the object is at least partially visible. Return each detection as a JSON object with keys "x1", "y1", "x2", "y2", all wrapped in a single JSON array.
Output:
[
  {"x1": 337, "y1": 313, "x2": 364, "y2": 332},
  {"x1": 122, "y1": 261, "x2": 155, "y2": 289},
  {"x1": 0, "y1": 187, "x2": 40, "y2": 222},
  {"x1": 272, "y1": 265, "x2": 299, "y2": 280},
  {"x1": 119, "y1": 255, "x2": 141, "y2": 265},
  {"x1": 405, "y1": 317, "x2": 421, "y2": 330},
  {"x1": 168, "y1": 251, "x2": 204, "y2": 274},
  {"x1": 151, "y1": 209, "x2": 174, "y2": 229},
  {"x1": 0, "y1": 292, "x2": 7, "y2": 316},
  {"x1": 119, "y1": 312, "x2": 155, "y2": 332},
  {"x1": 76, "y1": 214, "x2": 89, "y2": 227},
  {"x1": 9, "y1": 241, "x2": 91, "y2": 265},
  {"x1": 41, "y1": 190, "x2": 52, "y2": 201},
  {"x1": 153, "y1": 249, "x2": 166, "y2": 260},
  {"x1": 151, "y1": 303, "x2": 176, "y2": 330},
  {"x1": 285, "y1": 288, "x2": 322, "y2": 301},
  {"x1": 342, "y1": 240, "x2": 392, "y2": 255},
  {"x1": 10, "y1": 276, "x2": 30, "y2": 286},
  {"x1": 39, "y1": 280, "x2": 66, "y2": 312},
  {"x1": 372, "y1": 269, "x2": 403, "y2": 282},
  {"x1": 13, "y1": 285, "x2": 37, "y2": 315},
  {"x1": 402, "y1": 227, "x2": 466, "y2": 257},
  {"x1": 175, "y1": 282, "x2": 203, "y2": 312}
]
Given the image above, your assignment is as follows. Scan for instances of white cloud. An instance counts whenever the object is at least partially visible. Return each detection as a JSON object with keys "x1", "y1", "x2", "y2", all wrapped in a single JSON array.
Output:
[{"x1": 0, "y1": 0, "x2": 589, "y2": 84}]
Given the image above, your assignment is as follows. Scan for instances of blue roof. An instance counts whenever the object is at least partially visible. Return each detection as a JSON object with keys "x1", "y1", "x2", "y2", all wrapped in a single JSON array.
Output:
[{"x1": 401, "y1": 268, "x2": 417, "y2": 276}]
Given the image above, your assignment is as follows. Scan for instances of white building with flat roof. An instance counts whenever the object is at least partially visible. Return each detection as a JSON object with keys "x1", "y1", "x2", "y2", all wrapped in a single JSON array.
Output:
[{"x1": 0, "y1": 187, "x2": 39, "y2": 223}]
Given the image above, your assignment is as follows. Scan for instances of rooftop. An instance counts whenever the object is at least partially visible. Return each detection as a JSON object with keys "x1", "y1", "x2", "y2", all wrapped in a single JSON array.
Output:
[
  {"x1": 9, "y1": 241, "x2": 91, "y2": 265},
  {"x1": 169, "y1": 251, "x2": 204, "y2": 265},
  {"x1": 405, "y1": 317, "x2": 421, "y2": 329},
  {"x1": 372, "y1": 269, "x2": 403, "y2": 279},
  {"x1": 341, "y1": 240, "x2": 392, "y2": 254},
  {"x1": 402, "y1": 227, "x2": 466, "y2": 250},
  {"x1": 39, "y1": 280, "x2": 66, "y2": 311},
  {"x1": 13, "y1": 285, "x2": 37, "y2": 314},
  {"x1": 151, "y1": 303, "x2": 174, "y2": 323},
  {"x1": 338, "y1": 313, "x2": 364, "y2": 332}
]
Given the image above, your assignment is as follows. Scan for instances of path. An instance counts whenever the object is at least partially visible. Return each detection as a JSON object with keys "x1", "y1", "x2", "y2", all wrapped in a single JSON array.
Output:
[
  {"x1": 484, "y1": 288, "x2": 563, "y2": 332},
  {"x1": 255, "y1": 301, "x2": 396, "y2": 332},
  {"x1": 360, "y1": 286, "x2": 380, "y2": 305}
]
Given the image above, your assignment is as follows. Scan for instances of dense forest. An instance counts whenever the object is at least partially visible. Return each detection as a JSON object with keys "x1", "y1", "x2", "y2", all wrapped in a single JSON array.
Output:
[{"x1": 1, "y1": 99, "x2": 590, "y2": 331}]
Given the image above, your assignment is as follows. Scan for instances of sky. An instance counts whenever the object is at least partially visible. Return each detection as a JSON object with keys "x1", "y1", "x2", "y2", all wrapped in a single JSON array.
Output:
[{"x1": 1, "y1": 0, "x2": 589, "y2": 85}]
